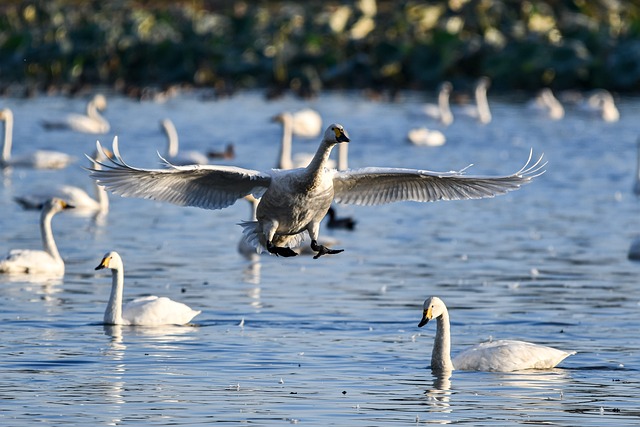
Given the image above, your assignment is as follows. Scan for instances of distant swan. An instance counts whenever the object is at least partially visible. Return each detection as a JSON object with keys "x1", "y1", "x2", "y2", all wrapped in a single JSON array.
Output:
[
  {"x1": 421, "y1": 81, "x2": 453, "y2": 126},
  {"x1": 407, "y1": 127, "x2": 446, "y2": 147},
  {"x1": 95, "y1": 250, "x2": 201, "y2": 326},
  {"x1": 418, "y1": 296, "x2": 575, "y2": 373},
  {"x1": 0, "y1": 198, "x2": 74, "y2": 276},
  {"x1": 579, "y1": 89, "x2": 620, "y2": 122},
  {"x1": 454, "y1": 77, "x2": 492, "y2": 124},
  {"x1": 527, "y1": 88, "x2": 564, "y2": 120},
  {"x1": 0, "y1": 108, "x2": 76, "y2": 169},
  {"x1": 42, "y1": 93, "x2": 110, "y2": 134},
  {"x1": 273, "y1": 109, "x2": 330, "y2": 169},
  {"x1": 14, "y1": 149, "x2": 111, "y2": 216},
  {"x1": 88, "y1": 129, "x2": 544, "y2": 259},
  {"x1": 161, "y1": 118, "x2": 209, "y2": 165}
]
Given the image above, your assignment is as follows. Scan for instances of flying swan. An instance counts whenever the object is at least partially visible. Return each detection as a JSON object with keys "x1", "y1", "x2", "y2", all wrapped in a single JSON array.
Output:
[
  {"x1": 95, "y1": 251, "x2": 201, "y2": 326},
  {"x1": 88, "y1": 125, "x2": 545, "y2": 259},
  {"x1": 418, "y1": 296, "x2": 575, "y2": 373}
]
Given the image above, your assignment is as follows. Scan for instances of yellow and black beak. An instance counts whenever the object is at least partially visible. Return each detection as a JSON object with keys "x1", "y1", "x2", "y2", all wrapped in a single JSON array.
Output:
[
  {"x1": 62, "y1": 201, "x2": 75, "y2": 210},
  {"x1": 95, "y1": 256, "x2": 110, "y2": 271},
  {"x1": 418, "y1": 307, "x2": 432, "y2": 327},
  {"x1": 333, "y1": 127, "x2": 350, "y2": 143}
]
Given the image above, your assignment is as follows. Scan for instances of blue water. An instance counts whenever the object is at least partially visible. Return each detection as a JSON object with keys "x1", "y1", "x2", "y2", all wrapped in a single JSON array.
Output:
[{"x1": 1, "y1": 91, "x2": 639, "y2": 426}]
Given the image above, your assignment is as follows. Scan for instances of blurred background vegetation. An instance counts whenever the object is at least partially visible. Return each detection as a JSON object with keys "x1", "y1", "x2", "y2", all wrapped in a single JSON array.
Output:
[{"x1": 1, "y1": 0, "x2": 639, "y2": 98}]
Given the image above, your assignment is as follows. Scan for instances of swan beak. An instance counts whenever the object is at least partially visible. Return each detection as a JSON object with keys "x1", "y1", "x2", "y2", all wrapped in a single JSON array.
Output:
[
  {"x1": 418, "y1": 308, "x2": 432, "y2": 327},
  {"x1": 334, "y1": 127, "x2": 350, "y2": 143},
  {"x1": 62, "y1": 202, "x2": 75, "y2": 210},
  {"x1": 95, "y1": 256, "x2": 110, "y2": 270}
]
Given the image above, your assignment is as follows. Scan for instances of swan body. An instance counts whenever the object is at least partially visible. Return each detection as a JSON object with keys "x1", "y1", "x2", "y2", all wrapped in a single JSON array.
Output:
[
  {"x1": 42, "y1": 94, "x2": 110, "y2": 133},
  {"x1": 421, "y1": 82, "x2": 453, "y2": 126},
  {"x1": 407, "y1": 127, "x2": 446, "y2": 147},
  {"x1": 579, "y1": 89, "x2": 619, "y2": 122},
  {"x1": 418, "y1": 296, "x2": 575, "y2": 373},
  {"x1": 1, "y1": 108, "x2": 75, "y2": 169},
  {"x1": 0, "y1": 198, "x2": 74, "y2": 276},
  {"x1": 454, "y1": 77, "x2": 492, "y2": 124},
  {"x1": 527, "y1": 88, "x2": 564, "y2": 120},
  {"x1": 161, "y1": 118, "x2": 209, "y2": 165},
  {"x1": 88, "y1": 129, "x2": 544, "y2": 259},
  {"x1": 95, "y1": 251, "x2": 201, "y2": 326}
]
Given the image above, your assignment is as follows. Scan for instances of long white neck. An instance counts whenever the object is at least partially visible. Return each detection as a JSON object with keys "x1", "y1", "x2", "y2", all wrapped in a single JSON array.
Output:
[
  {"x1": 337, "y1": 142, "x2": 349, "y2": 171},
  {"x1": 475, "y1": 85, "x2": 491, "y2": 124},
  {"x1": 278, "y1": 114, "x2": 294, "y2": 170},
  {"x1": 306, "y1": 139, "x2": 335, "y2": 180},
  {"x1": 1, "y1": 111, "x2": 13, "y2": 163},
  {"x1": 438, "y1": 90, "x2": 453, "y2": 126},
  {"x1": 163, "y1": 120, "x2": 179, "y2": 157},
  {"x1": 432, "y1": 308, "x2": 454, "y2": 374},
  {"x1": 92, "y1": 162, "x2": 109, "y2": 213},
  {"x1": 40, "y1": 207, "x2": 62, "y2": 262},
  {"x1": 87, "y1": 101, "x2": 108, "y2": 127},
  {"x1": 104, "y1": 266, "x2": 125, "y2": 325}
]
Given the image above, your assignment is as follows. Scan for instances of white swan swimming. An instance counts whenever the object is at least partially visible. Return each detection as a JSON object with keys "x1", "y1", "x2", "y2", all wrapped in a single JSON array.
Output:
[
  {"x1": 160, "y1": 118, "x2": 209, "y2": 165},
  {"x1": 0, "y1": 108, "x2": 76, "y2": 169},
  {"x1": 14, "y1": 149, "x2": 111, "y2": 216},
  {"x1": 527, "y1": 88, "x2": 564, "y2": 120},
  {"x1": 421, "y1": 81, "x2": 453, "y2": 126},
  {"x1": 42, "y1": 93, "x2": 110, "y2": 134},
  {"x1": 95, "y1": 251, "x2": 201, "y2": 326},
  {"x1": 418, "y1": 296, "x2": 575, "y2": 373},
  {"x1": 578, "y1": 89, "x2": 620, "y2": 122},
  {"x1": 273, "y1": 109, "x2": 331, "y2": 169},
  {"x1": 454, "y1": 77, "x2": 492, "y2": 124},
  {"x1": 0, "y1": 198, "x2": 74, "y2": 276},
  {"x1": 407, "y1": 127, "x2": 446, "y2": 147},
  {"x1": 88, "y1": 127, "x2": 544, "y2": 259}
]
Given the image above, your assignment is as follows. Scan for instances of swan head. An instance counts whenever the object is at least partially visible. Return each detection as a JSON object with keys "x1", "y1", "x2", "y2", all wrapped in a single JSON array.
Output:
[
  {"x1": 324, "y1": 123, "x2": 350, "y2": 145},
  {"x1": 95, "y1": 251, "x2": 123, "y2": 271},
  {"x1": 271, "y1": 112, "x2": 292, "y2": 124},
  {"x1": 0, "y1": 108, "x2": 13, "y2": 122},
  {"x1": 92, "y1": 94, "x2": 108, "y2": 110},
  {"x1": 418, "y1": 296, "x2": 447, "y2": 327},
  {"x1": 439, "y1": 81, "x2": 453, "y2": 93},
  {"x1": 46, "y1": 197, "x2": 75, "y2": 213}
]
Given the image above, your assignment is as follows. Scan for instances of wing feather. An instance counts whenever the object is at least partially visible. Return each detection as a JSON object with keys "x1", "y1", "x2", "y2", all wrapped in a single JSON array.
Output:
[
  {"x1": 333, "y1": 150, "x2": 545, "y2": 206},
  {"x1": 86, "y1": 137, "x2": 272, "y2": 211}
]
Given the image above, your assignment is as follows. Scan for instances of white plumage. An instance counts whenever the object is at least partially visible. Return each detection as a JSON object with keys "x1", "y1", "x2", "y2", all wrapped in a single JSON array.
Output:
[
  {"x1": 272, "y1": 109, "x2": 329, "y2": 169},
  {"x1": 454, "y1": 77, "x2": 492, "y2": 124},
  {"x1": 0, "y1": 108, "x2": 75, "y2": 169},
  {"x1": 88, "y1": 127, "x2": 544, "y2": 259},
  {"x1": 42, "y1": 93, "x2": 110, "y2": 134},
  {"x1": 421, "y1": 81, "x2": 453, "y2": 126},
  {"x1": 95, "y1": 251, "x2": 201, "y2": 326},
  {"x1": 527, "y1": 88, "x2": 565, "y2": 120},
  {"x1": 418, "y1": 296, "x2": 575, "y2": 373},
  {"x1": 0, "y1": 198, "x2": 74, "y2": 276}
]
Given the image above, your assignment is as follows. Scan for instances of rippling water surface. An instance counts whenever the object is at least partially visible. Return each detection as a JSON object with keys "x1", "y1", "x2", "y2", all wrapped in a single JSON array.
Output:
[{"x1": 1, "y1": 91, "x2": 639, "y2": 426}]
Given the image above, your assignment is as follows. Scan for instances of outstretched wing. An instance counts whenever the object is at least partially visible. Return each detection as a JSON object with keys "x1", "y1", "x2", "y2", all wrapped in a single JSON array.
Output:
[
  {"x1": 87, "y1": 137, "x2": 272, "y2": 210},
  {"x1": 332, "y1": 150, "x2": 545, "y2": 205}
]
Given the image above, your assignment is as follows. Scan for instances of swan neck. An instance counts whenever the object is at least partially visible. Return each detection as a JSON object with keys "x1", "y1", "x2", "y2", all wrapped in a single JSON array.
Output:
[
  {"x1": 104, "y1": 266, "x2": 125, "y2": 325},
  {"x1": 1, "y1": 112, "x2": 13, "y2": 162},
  {"x1": 432, "y1": 309, "x2": 454, "y2": 373},
  {"x1": 40, "y1": 208, "x2": 62, "y2": 262},
  {"x1": 337, "y1": 142, "x2": 349, "y2": 171},
  {"x1": 438, "y1": 90, "x2": 453, "y2": 125},
  {"x1": 92, "y1": 161, "x2": 109, "y2": 212},
  {"x1": 306, "y1": 139, "x2": 335, "y2": 177},
  {"x1": 278, "y1": 115, "x2": 293, "y2": 169},
  {"x1": 87, "y1": 101, "x2": 108, "y2": 127},
  {"x1": 164, "y1": 121, "x2": 179, "y2": 157},
  {"x1": 476, "y1": 86, "x2": 491, "y2": 123}
]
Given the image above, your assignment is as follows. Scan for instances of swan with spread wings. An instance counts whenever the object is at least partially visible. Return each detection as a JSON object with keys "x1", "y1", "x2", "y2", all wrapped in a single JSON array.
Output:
[{"x1": 88, "y1": 124, "x2": 545, "y2": 259}]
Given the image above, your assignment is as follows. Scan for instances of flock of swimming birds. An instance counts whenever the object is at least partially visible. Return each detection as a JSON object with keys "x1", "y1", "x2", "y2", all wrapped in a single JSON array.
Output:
[{"x1": 0, "y1": 85, "x2": 634, "y2": 374}]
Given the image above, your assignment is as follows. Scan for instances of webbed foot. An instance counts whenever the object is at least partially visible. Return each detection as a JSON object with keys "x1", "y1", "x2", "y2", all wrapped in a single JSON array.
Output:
[
  {"x1": 267, "y1": 242, "x2": 298, "y2": 257},
  {"x1": 311, "y1": 239, "x2": 344, "y2": 259}
]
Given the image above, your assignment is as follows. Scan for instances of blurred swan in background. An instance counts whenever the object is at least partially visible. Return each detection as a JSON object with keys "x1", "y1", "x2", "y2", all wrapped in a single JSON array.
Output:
[
  {"x1": 407, "y1": 127, "x2": 446, "y2": 147},
  {"x1": 527, "y1": 88, "x2": 564, "y2": 120},
  {"x1": 421, "y1": 81, "x2": 453, "y2": 126},
  {"x1": 161, "y1": 118, "x2": 209, "y2": 165},
  {"x1": 89, "y1": 127, "x2": 544, "y2": 259},
  {"x1": 454, "y1": 77, "x2": 492, "y2": 124},
  {"x1": 42, "y1": 93, "x2": 110, "y2": 134},
  {"x1": 272, "y1": 109, "x2": 331, "y2": 169},
  {"x1": 0, "y1": 108, "x2": 76, "y2": 169},
  {"x1": 579, "y1": 89, "x2": 620, "y2": 122},
  {"x1": 14, "y1": 148, "x2": 111, "y2": 216},
  {"x1": 418, "y1": 296, "x2": 575, "y2": 373},
  {"x1": 95, "y1": 250, "x2": 201, "y2": 326},
  {"x1": 0, "y1": 198, "x2": 74, "y2": 276}
]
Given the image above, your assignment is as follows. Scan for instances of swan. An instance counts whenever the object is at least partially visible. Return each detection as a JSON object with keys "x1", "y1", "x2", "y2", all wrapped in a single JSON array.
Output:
[
  {"x1": 0, "y1": 108, "x2": 76, "y2": 169},
  {"x1": 273, "y1": 110, "x2": 333, "y2": 169},
  {"x1": 95, "y1": 251, "x2": 201, "y2": 326},
  {"x1": 418, "y1": 296, "x2": 575, "y2": 373},
  {"x1": 88, "y1": 128, "x2": 545, "y2": 259},
  {"x1": 454, "y1": 77, "x2": 492, "y2": 124},
  {"x1": 421, "y1": 81, "x2": 453, "y2": 126},
  {"x1": 527, "y1": 88, "x2": 564, "y2": 120},
  {"x1": 14, "y1": 149, "x2": 111, "y2": 216},
  {"x1": 161, "y1": 118, "x2": 209, "y2": 165},
  {"x1": 407, "y1": 127, "x2": 446, "y2": 147},
  {"x1": 579, "y1": 89, "x2": 620, "y2": 122},
  {"x1": 0, "y1": 198, "x2": 74, "y2": 276},
  {"x1": 634, "y1": 138, "x2": 640, "y2": 196},
  {"x1": 42, "y1": 93, "x2": 110, "y2": 134}
]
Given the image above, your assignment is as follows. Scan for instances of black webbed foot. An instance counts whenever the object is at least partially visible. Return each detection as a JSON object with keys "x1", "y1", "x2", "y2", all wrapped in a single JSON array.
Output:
[
  {"x1": 267, "y1": 242, "x2": 298, "y2": 257},
  {"x1": 311, "y1": 239, "x2": 344, "y2": 259}
]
